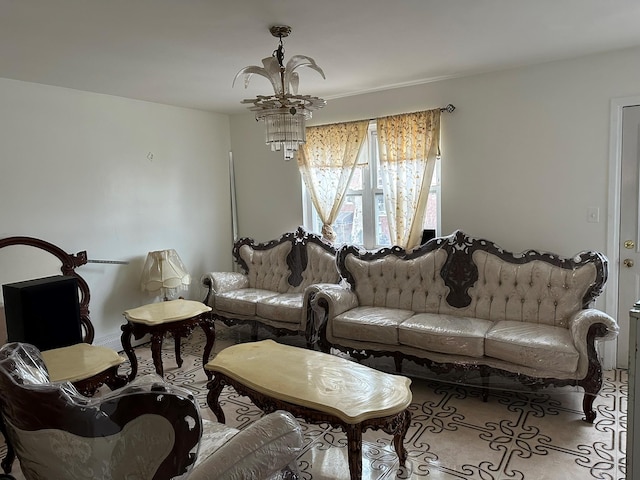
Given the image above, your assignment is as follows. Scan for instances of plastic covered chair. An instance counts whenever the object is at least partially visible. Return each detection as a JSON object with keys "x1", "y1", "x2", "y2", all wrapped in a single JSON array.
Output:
[
  {"x1": 0, "y1": 342, "x2": 302, "y2": 480},
  {"x1": 0, "y1": 236, "x2": 128, "y2": 397}
]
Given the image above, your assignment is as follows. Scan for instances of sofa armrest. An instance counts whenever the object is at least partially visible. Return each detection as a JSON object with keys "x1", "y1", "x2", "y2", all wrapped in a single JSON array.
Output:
[
  {"x1": 305, "y1": 283, "x2": 358, "y2": 350},
  {"x1": 201, "y1": 272, "x2": 249, "y2": 305},
  {"x1": 568, "y1": 308, "x2": 619, "y2": 378},
  {"x1": 309, "y1": 283, "x2": 359, "y2": 316},
  {"x1": 189, "y1": 411, "x2": 302, "y2": 480},
  {"x1": 568, "y1": 308, "x2": 619, "y2": 344}
]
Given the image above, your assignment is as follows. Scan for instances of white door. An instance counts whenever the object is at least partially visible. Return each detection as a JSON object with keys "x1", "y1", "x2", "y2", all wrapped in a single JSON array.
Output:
[{"x1": 618, "y1": 104, "x2": 640, "y2": 368}]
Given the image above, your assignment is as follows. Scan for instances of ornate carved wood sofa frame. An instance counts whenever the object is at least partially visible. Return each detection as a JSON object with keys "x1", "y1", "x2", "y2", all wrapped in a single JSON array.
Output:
[
  {"x1": 307, "y1": 230, "x2": 618, "y2": 423},
  {"x1": 202, "y1": 227, "x2": 340, "y2": 344}
]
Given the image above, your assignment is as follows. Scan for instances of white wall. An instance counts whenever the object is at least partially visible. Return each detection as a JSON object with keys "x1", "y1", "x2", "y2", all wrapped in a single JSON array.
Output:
[
  {"x1": 229, "y1": 114, "x2": 305, "y2": 242},
  {"x1": 0, "y1": 78, "x2": 233, "y2": 348},
  {"x1": 231, "y1": 45, "x2": 640, "y2": 259}
]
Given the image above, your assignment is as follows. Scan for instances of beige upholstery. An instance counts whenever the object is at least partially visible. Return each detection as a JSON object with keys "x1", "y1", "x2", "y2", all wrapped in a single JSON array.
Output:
[
  {"x1": 241, "y1": 241, "x2": 292, "y2": 293},
  {"x1": 399, "y1": 314, "x2": 494, "y2": 358},
  {"x1": 293, "y1": 242, "x2": 343, "y2": 292},
  {"x1": 485, "y1": 321, "x2": 580, "y2": 373},
  {"x1": 458, "y1": 251, "x2": 597, "y2": 326},
  {"x1": 345, "y1": 249, "x2": 448, "y2": 311}
]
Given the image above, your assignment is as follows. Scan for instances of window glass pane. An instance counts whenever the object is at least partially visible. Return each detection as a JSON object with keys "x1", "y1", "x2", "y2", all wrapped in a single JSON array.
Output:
[
  {"x1": 424, "y1": 189, "x2": 438, "y2": 230},
  {"x1": 424, "y1": 158, "x2": 440, "y2": 231},
  {"x1": 334, "y1": 195, "x2": 363, "y2": 245},
  {"x1": 349, "y1": 165, "x2": 364, "y2": 191},
  {"x1": 375, "y1": 193, "x2": 390, "y2": 246}
]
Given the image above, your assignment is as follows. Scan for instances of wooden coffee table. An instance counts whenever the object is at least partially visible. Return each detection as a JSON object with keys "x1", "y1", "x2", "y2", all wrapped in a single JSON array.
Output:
[{"x1": 205, "y1": 339, "x2": 412, "y2": 480}]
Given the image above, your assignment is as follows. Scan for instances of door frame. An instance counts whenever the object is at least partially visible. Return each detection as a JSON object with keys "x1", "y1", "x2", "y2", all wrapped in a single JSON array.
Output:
[{"x1": 606, "y1": 95, "x2": 640, "y2": 369}]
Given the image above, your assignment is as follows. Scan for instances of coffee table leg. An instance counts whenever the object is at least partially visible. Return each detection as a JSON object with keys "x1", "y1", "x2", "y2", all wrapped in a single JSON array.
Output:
[
  {"x1": 393, "y1": 409, "x2": 411, "y2": 466},
  {"x1": 345, "y1": 424, "x2": 363, "y2": 480},
  {"x1": 150, "y1": 333, "x2": 164, "y2": 377},
  {"x1": 206, "y1": 376, "x2": 226, "y2": 423}
]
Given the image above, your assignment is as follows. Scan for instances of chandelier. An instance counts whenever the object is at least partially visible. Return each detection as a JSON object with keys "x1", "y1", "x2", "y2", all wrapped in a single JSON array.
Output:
[{"x1": 234, "y1": 25, "x2": 326, "y2": 160}]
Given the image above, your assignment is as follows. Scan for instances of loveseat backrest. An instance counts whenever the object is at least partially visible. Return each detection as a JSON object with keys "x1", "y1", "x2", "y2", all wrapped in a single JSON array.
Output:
[
  {"x1": 291, "y1": 242, "x2": 341, "y2": 293},
  {"x1": 339, "y1": 244, "x2": 449, "y2": 311},
  {"x1": 338, "y1": 230, "x2": 608, "y2": 325},
  {"x1": 237, "y1": 241, "x2": 293, "y2": 293},
  {"x1": 461, "y1": 250, "x2": 599, "y2": 327},
  {"x1": 233, "y1": 227, "x2": 339, "y2": 294}
]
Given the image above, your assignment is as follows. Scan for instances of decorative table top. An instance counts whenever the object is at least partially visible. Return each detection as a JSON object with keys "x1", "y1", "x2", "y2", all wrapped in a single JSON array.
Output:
[
  {"x1": 123, "y1": 299, "x2": 211, "y2": 326},
  {"x1": 206, "y1": 339, "x2": 412, "y2": 424},
  {"x1": 42, "y1": 343, "x2": 124, "y2": 382}
]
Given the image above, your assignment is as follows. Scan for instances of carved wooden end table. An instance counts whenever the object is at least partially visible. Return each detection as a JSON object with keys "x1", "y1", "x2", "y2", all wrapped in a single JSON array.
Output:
[
  {"x1": 205, "y1": 339, "x2": 412, "y2": 480},
  {"x1": 122, "y1": 299, "x2": 214, "y2": 380}
]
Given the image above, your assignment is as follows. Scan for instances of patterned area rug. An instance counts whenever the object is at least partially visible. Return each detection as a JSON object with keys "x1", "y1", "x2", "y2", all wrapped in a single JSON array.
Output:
[{"x1": 0, "y1": 326, "x2": 627, "y2": 480}]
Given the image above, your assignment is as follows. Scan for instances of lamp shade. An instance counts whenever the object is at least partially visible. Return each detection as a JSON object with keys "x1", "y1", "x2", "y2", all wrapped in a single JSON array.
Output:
[{"x1": 140, "y1": 249, "x2": 191, "y2": 299}]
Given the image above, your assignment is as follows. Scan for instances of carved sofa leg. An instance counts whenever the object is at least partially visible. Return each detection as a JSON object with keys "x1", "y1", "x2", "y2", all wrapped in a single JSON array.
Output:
[
  {"x1": 582, "y1": 393, "x2": 598, "y2": 424},
  {"x1": 579, "y1": 323, "x2": 607, "y2": 423}
]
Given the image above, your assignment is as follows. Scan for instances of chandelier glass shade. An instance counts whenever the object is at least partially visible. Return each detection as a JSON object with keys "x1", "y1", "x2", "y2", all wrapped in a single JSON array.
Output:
[{"x1": 234, "y1": 25, "x2": 326, "y2": 160}]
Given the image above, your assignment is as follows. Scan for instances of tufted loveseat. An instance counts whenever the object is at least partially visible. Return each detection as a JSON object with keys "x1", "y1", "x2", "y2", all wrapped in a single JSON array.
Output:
[
  {"x1": 307, "y1": 230, "x2": 619, "y2": 423},
  {"x1": 202, "y1": 227, "x2": 339, "y2": 344}
]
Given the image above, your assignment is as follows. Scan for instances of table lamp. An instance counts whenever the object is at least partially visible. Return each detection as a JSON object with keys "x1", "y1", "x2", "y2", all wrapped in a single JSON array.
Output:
[{"x1": 140, "y1": 249, "x2": 191, "y2": 301}]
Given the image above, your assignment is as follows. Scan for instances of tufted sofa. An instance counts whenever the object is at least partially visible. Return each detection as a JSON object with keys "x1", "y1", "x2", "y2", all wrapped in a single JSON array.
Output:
[
  {"x1": 202, "y1": 227, "x2": 339, "y2": 344},
  {"x1": 307, "y1": 230, "x2": 619, "y2": 423}
]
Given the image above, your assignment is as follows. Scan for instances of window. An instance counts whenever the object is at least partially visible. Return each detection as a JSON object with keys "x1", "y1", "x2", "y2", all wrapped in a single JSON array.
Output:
[{"x1": 302, "y1": 123, "x2": 440, "y2": 249}]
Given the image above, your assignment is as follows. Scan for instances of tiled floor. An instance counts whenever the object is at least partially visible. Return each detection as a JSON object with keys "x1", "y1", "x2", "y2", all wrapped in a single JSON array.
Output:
[{"x1": 1, "y1": 325, "x2": 627, "y2": 479}]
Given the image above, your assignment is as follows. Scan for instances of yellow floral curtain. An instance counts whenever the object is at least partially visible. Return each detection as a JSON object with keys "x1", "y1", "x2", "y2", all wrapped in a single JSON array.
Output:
[
  {"x1": 297, "y1": 120, "x2": 369, "y2": 242},
  {"x1": 377, "y1": 109, "x2": 441, "y2": 249}
]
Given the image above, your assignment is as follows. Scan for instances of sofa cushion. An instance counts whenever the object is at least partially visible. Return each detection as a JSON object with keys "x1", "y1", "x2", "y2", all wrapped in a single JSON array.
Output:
[
  {"x1": 333, "y1": 306, "x2": 414, "y2": 345},
  {"x1": 484, "y1": 320, "x2": 579, "y2": 373},
  {"x1": 399, "y1": 314, "x2": 494, "y2": 358},
  {"x1": 256, "y1": 293, "x2": 304, "y2": 325},
  {"x1": 215, "y1": 289, "x2": 279, "y2": 317}
]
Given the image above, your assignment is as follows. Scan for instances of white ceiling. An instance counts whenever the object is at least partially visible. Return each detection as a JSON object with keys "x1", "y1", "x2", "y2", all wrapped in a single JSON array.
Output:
[{"x1": 2, "y1": 0, "x2": 640, "y2": 114}]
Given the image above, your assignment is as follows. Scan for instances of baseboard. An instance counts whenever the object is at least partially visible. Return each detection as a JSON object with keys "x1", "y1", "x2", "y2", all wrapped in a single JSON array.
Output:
[
  {"x1": 93, "y1": 332, "x2": 123, "y2": 351},
  {"x1": 94, "y1": 331, "x2": 149, "y2": 353}
]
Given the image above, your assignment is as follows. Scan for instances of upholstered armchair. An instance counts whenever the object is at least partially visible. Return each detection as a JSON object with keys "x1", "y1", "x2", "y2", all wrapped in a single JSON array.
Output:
[{"x1": 0, "y1": 342, "x2": 302, "y2": 480}]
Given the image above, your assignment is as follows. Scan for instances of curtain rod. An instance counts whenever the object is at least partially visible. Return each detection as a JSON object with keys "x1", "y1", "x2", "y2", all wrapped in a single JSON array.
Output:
[
  {"x1": 313, "y1": 104, "x2": 456, "y2": 128},
  {"x1": 364, "y1": 104, "x2": 456, "y2": 123},
  {"x1": 376, "y1": 104, "x2": 456, "y2": 119}
]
